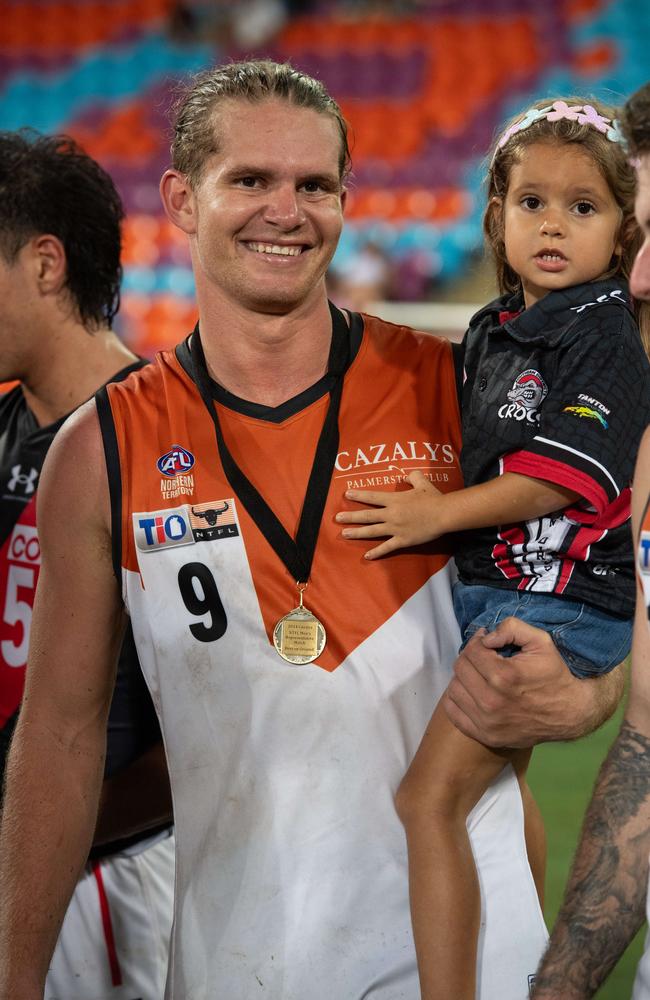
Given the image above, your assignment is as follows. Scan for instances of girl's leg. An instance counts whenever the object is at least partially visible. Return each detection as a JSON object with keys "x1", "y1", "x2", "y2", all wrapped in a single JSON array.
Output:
[{"x1": 395, "y1": 699, "x2": 526, "y2": 1000}]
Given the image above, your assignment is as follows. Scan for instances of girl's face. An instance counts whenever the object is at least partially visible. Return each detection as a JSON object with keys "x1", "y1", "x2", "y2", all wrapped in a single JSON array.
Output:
[{"x1": 495, "y1": 140, "x2": 623, "y2": 309}]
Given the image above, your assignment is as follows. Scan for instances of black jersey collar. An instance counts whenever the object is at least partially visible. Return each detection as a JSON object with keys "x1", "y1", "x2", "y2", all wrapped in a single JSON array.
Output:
[
  {"x1": 472, "y1": 279, "x2": 632, "y2": 347},
  {"x1": 175, "y1": 303, "x2": 364, "y2": 424}
]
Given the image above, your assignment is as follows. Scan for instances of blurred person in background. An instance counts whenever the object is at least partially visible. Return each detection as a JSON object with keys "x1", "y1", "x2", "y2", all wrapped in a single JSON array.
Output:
[
  {"x1": 168, "y1": 0, "x2": 297, "y2": 46},
  {"x1": 0, "y1": 130, "x2": 173, "y2": 1000},
  {"x1": 329, "y1": 238, "x2": 394, "y2": 311},
  {"x1": 532, "y1": 81, "x2": 650, "y2": 1000}
]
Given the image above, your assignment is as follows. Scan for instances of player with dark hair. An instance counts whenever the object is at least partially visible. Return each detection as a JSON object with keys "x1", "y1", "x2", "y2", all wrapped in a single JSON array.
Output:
[
  {"x1": 0, "y1": 129, "x2": 122, "y2": 330},
  {"x1": 0, "y1": 129, "x2": 173, "y2": 999},
  {"x1": 0, "y1": 63, "x2": 628, "y2": 1000}
]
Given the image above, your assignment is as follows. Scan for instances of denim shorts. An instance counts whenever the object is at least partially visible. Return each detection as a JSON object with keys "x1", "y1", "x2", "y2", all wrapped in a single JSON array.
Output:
[{"x1": 452, "y1": 581, "x2": 632, "y2": 678}]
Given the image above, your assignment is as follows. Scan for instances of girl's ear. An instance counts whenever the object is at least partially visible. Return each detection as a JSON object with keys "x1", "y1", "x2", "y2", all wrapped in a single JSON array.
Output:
[
  {"x1": 485, "y1": 196, "x2": 505, "y2": 254},
  {"x1": 488, "y1": 195, "x2": 504, "y2": 233}
]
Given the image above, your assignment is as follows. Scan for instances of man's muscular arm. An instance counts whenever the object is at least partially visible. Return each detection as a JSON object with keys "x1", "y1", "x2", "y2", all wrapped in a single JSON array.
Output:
[
  {"x1": 444, "y1": 621, "x2": 625, "y2": 749},
  {"x1": 531, "y1": 718, "x2": 650, "y2": 997},
  {"x1": 532, "y1": 426, "x2": 650, "y2": 999},
  {"x1": 0, "y1": 401, "x2": 123, "y2": 999}
]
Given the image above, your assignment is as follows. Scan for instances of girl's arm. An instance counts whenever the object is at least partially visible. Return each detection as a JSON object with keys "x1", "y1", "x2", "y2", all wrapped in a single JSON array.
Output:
[{"x1": 336, "y1": 470, "x2": 580, "y2": 559}]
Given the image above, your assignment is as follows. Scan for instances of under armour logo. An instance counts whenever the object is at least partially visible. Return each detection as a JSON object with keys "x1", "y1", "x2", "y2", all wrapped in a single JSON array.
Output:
[{"x1": 7, "y1": 465, "x2": 38, "y2": 495}]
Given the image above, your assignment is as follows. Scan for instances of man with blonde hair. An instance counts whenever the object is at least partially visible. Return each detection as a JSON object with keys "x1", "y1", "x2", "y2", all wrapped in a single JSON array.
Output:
[{"x1": 0, "y1": 62, "x2": 626, "y2": 1000}]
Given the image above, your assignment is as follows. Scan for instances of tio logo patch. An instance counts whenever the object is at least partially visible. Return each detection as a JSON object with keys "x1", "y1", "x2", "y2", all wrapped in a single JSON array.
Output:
[
  {"x1": 134, "y1": 507, "x2": 194, "y2": 551},
  {"x1": 156, "y1": 445, "x2": 195, "y2": 476}
]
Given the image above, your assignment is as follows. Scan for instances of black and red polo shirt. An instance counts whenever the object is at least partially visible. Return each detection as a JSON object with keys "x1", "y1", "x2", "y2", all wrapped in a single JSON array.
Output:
[{"x1": 455, "y1": 278, "x2": 650, "y2": 617}]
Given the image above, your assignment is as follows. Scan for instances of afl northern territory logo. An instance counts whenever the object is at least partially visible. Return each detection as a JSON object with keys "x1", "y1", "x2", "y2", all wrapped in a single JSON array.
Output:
[
  {"x1": 156, "y1": 445, "x2": 195, "y2": 476},
  {"x1": 499, "y1": 369, "x2": 548, "y2": 424}
]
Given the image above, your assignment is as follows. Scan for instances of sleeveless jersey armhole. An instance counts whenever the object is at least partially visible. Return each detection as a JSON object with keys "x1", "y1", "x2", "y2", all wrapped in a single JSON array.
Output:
[{"x1": 95, "y1": 386, "x2": 123, "y2": 585}]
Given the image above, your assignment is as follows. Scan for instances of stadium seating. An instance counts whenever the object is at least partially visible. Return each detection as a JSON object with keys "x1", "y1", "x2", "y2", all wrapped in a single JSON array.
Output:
[{"x1": 1, "y1": 0, "x2": 647, "y2": 351}]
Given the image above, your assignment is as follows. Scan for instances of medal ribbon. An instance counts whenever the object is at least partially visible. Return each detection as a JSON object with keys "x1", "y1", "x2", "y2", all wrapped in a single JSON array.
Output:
[{"x1": 190, "y1": 301, "x2": 351, "y2": 586}]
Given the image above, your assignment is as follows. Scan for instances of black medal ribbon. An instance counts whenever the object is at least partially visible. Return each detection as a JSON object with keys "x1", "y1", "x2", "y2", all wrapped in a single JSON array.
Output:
[{"x1": 190, "y1": 301, "x2": 351, "y2": 586}]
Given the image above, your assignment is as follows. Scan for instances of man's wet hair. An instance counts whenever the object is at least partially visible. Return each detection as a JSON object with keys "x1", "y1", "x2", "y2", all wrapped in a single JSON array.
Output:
[{"x1": 170, "y1": 59, "x2": 351, "y2": 187}]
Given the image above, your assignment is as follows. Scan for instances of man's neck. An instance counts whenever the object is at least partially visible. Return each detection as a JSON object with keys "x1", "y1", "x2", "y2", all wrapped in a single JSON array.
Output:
[
  {"x1": 196, "y1": 293, "x2": 336, "y2": 408},
  {"x1": 21, "y1": 322, "x2": 137, "y2": 427}
]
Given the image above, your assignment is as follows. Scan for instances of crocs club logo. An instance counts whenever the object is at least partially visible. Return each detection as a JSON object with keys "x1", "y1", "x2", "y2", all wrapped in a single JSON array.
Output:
[
  {"x1": 498, "y1": 369, "x2": 548, "y2": 424},
  {"x1": 156, "y1": 446, "x2": 195, "y2": 475}
]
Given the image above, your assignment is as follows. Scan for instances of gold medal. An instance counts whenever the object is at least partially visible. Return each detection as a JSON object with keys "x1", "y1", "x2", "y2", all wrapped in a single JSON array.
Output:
[
  {"x1": 273, "y1": 585, "x2": 326, "y2": 665},
  {"x1": 191, "y1": 312, "x2": 348, "y2": 669}
]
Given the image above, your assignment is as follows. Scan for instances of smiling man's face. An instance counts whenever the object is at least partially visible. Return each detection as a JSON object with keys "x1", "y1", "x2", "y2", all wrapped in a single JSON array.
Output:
[{"x1": 185, "y1": 97, "x2": 346, "y2": 316}]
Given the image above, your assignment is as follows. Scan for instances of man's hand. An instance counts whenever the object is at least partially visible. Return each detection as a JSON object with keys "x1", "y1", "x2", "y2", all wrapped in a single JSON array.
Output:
[
  {"x1": 336, "y1": 470, "x2": 446, "y2": 559},
  {"x1": 444, "y1": 618, "x2": 625, "y2": 748}
]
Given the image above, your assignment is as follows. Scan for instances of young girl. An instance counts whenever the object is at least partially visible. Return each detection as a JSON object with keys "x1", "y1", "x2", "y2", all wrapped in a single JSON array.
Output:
[{"x1": 336, "y1": 96, "x2": 650, "y2": 999}]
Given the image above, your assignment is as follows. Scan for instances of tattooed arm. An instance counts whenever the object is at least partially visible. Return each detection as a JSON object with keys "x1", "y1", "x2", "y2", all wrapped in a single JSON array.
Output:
[
  {"x1": 532, "y1": 719, "x2": 650, "y2": 997},
  {"x1": 533, "y1": 426, "x2": 650, "y2": 999}
]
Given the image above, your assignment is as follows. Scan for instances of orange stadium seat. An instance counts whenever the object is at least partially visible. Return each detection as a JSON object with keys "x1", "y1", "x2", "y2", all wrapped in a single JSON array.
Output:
[
  {"x1": 344, "y1": 186, "x2": 466, "y2": 223},
  {"x1": 0, "y1": 0, "x2": 629, "y2": 358},
  {"x1": 565, "y1": 0, "x2": 605, "y2": 19},
  {"x1": 71, "y1": 103, "x2": 159, "y2": 163},
  {"x1": 122, "y1": 296, "x2": 197, "y2": 355},
  {"x1": 573, "y1": 41, "x2": 615, "y2": 74},
  {"x1": 0, "y1": 0, "x2": 173, "y2": 50}
]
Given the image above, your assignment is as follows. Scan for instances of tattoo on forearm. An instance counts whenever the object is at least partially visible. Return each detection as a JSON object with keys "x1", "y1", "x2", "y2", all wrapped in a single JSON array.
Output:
[{"x1": 533, "y1": 722, "x2": 650, "y2": 998}]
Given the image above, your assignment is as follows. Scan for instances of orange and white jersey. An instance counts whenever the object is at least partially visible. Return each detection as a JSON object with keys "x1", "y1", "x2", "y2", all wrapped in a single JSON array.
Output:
[{"x1": 98, "y1": 312, "x2": 547, "y2": 1000}]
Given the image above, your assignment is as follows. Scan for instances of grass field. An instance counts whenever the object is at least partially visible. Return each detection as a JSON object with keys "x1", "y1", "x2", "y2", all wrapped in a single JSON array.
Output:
[{"x1": 528, "y1": 694, "x2": 647, "y2": 998}]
